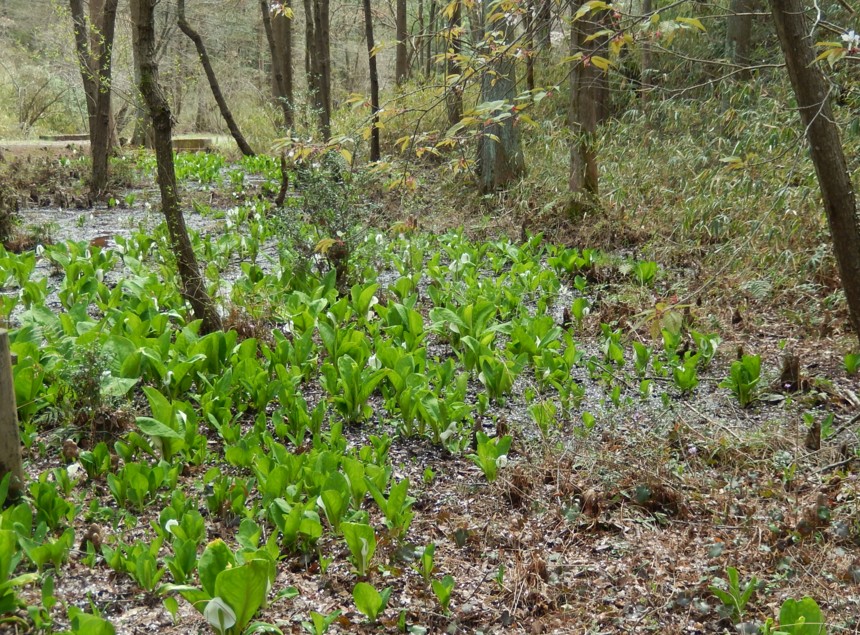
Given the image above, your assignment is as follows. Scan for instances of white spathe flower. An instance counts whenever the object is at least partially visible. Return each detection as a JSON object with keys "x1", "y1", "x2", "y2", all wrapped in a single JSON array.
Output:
[
  {"x1": 164, "y1": 518, "x2": 179, "y2": 534},
  {"x1": 842, "y1": 29, "x2": 860, "y2": 49},
  {"x1": 204, "y1": 597, "x2": 236, "y2": 635}
]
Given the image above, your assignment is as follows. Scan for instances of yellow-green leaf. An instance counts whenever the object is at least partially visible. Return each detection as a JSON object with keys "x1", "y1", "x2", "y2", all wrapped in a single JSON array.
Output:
[{"x1": 677, "y1": 17, "x2": 706, "y2": 32}]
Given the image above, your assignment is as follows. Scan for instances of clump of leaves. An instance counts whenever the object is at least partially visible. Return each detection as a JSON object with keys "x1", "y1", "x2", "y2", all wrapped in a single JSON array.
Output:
[
  {"x1": 468, "y1": 432, "x2": 512, "y2": 483},
  {"x1": 709, "y1": 566, "x2": 757, "y2": 624},
  {"x1": 720, "y1": 354, "x2": 761, "y2": 408},
  {"x1": 353, "y1": 582, "x2": 391, "y2": 623}
]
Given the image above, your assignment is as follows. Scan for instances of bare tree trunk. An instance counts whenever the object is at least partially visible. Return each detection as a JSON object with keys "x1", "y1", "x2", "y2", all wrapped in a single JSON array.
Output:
[
  {"x1": 261, "y1": 0, "x2": 294, "y2": 130},
  {"x1": 727, "y1": 0, "x2": 754, "y2": 79},
  {"x1": 524, "y1": 0, "x2": 536, "y2": 92},
  {"x1": 446, "y1": 0, "x2": 462, "y2": 126},
  {"x1": 425, "y1": 0, "x2": 436, "y2": 77},
  {"x1": 568, "y1": 2, "x2": 599, "y2": 198},
  {"x1": 69, "y1": 0, "x2": 118, "y2": 199},
  {"x1": 476, "y1": 4, "x2": 524, "y2": 192},
  {"x1": 0, "y1": 330, "x2": 24, "y2": 500},
  {"x1": 303, "y1": 0, "x2": 317, "y2": 98},
  {"x1": 178, "y1": 0, "x2": 255, "y2": 156},
  {"x1": 132, "y1": 0, "x2": 222, "y2": 334},
  {"x1": 770, "y1": 0, "x2": 860, "y2": 340},
  {"x1": 363, "y1": 0, "x2": 381, "y2": 161},
  {"x1": 313, "y1": 0, "x2": 332, "y2": 139},
  {"x1": 274, "y1": 3, "x2": 294, "y2": 126},
  {"x1": 396, "y1": 0, "x2": 408, "y2": 85},
  {"x1": 417, "y1": 0, "x2": 424, "y2": 74}
]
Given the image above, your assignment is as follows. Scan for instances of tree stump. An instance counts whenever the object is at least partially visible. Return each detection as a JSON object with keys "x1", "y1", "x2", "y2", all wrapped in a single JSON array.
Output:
[{"x1": 0, "y1": 329, "x2": 25, "y2": 500}]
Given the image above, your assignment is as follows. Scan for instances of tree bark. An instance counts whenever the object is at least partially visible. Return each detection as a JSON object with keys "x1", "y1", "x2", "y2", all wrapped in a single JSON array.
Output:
[
  {"x1": 396, "y1": 0, "x2": 408, "y2": 85},
  {"x1": 313, "y1": 0, "x2": 332, "y2": 139},
  {"x1": 568, "y1": 2, "x2": 600, "y2": 197},
  {"x1": 261, "y1": 0, "x2": 294, "y2": 130},
  {"x1": 524, "y1": 0, "x2": 536, "y2": 92},
  {"x1": 69, "y1": 0, "x2": 118, "y2": 199},
  {"x1": 132, "y1": 0, "x2": 222, "y2": 334},
  {"x1": 273, "y1": 4, "x2": 294, "y2": 127},
  {"x1": 425, "y1": 0, "x2": 436, "y2": 77},
  {"x1": 446, "y1": 0, "x2": 462, "y2": 126},
  {"x1": 0, "y1": 330, "x2": 25, "y2": 500},
  {"x1": 476, "y1": 4, "x2": 524, "y2": 192},
  {"x1": 726, "y1": 0, "x2": 754, "y2": 79},
  {"x1": 178, "y1": 0, "x2": 255, "y2": 156},
  {"x1": 363, "y1": 0, "x2": 381, "y2": 161},
  {"x1": 770, "y1": 0, "x2": 860, "y2": 341},
  {"x1": 417, "y1": 0, "x2": 424, "y2": 74},
  {"x1": 303, "y1": 0, "x2": 317, "y2": 98}
]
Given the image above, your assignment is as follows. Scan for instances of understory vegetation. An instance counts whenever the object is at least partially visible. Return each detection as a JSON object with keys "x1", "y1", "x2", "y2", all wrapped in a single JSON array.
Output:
[
  {"x1": 0, "y1": 120, "x2": 858, "y2": 633},
  {"x1": 1, "y1": 0, "x2": 860, "y2": 631}
]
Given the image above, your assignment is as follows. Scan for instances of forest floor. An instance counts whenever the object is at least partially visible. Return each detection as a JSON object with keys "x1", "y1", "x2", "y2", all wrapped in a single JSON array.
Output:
[{"x1": 1, "y1": 151, "x2": 859, "y2": 635}]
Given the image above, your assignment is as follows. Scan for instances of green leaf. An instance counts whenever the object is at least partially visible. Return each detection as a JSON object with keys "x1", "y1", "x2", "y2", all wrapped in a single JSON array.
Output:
[
  {"x1": 353, "y1": 582, "x2": 390, "y2": 622},
  {"x1": 677, "y1": 16, "x2": 706, "y2": 31},
  {"x1": 341, "y1": 522, "x2": 376, "y2": 576},
  {"x1": 199, "y1": 539, "x2": 233, "y2": 599},
  {"x1": 136, "y1": 417, "x2": 184, "y2": 440},
  {"x1": 778, "y1": 597, "x2": 826, "y2": 635},
  {"x1": 214, "y1": 559, "x2": 271, "y2": 632},
  {"x1": 70, "y1": 612, "x2": 116, "y2": 635}
]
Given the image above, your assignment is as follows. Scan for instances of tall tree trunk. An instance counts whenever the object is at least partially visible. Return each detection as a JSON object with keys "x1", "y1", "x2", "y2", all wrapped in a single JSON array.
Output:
[
  {"x1": 417, "y1": 0, "x2": 425, "y2": 74},
  {"x1": 727, "y1": 0, "x2": 754, "y2": 79},
  {"x1": 396, "y1": 0, "x2": 408, "y2": 85},
  {"x1": 131, "y1": 19, "x2": 154, "y2": 147},
  {"x1": 568, "y1": 2, "x2": 600, "y2": 198},
  {"x1": 446, "y1": 0, "x2": 462, "y2": 126},
  {"x1": 425, "y1": 0, "x2": 436, "y2": 77},
  {"x1": 770, "y1": 0, "x2": 860, "y2": 341},
  {"x1": 363, "y1": 0, "x2": 381, "y2": 161},
  {"x1": 69, "y1": 0, "x2": 118, "y2": 199},
  {"x1": 273, "y1": 4, "x2": 294, "y2": 126},
  {"x1": 313, "y1": 0, "x2": 332, "y2": 139},
  {"x1": 524, "y1": 0, "x2": 536, "y2": 92},
  {"x1": 261, "y1": 0, "x2": 294, "y2": 130},
  {"x1": 0, "y1": 330, "x2": 25, "y2": 500},
  {"x1": 476, "y1": 3, "x2": 524, "y2": 192},
  {"x1": 132, "y1": 0, "x2": 222, "y2": 334},
  {"x1": 303, "y1": 0, "x2": 317, "y2": 98},
  {"x1": 178, "y1": 0, "x2": 255, "y2": 156}
]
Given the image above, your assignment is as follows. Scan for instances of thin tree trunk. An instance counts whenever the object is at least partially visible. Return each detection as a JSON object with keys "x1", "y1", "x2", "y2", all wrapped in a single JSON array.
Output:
[
  {"x1": 425, "y1": 0, "x2": 436, "y2": 77},
  {"x1": 770, "y1": 0, "x2": 860, "y2": 341},
  {"x1": 0, "y1": 330, "x2": 25, "y2": 500},
  {"x1": 417, "y1": 0, "x2": 424, "y2": 74},
  {"x1": 525, "y1": 0, "x2": 536, "y2": 92},
  {"x1": 178, "y1": 0, "x2": 255, "y2": 156},
  {"x1": 476, "y1": 3, "x2": 524, "y2": 192},
  {"x1": 69, "y1": 0, "x2": 118, "y2": 199},
  {"x1": 568, "y1": 2, "x2": 599, "y2": 197},
  {"x1": 132, "y1": 0, "x2": 222, "y2": 334},
  {"x1": 446, "y1": 0, "x2": 462, "y2": 126},
  {"x1": 303, "y1": 0, "x2": 317, "y2": 98},
  {"x1": 313, "y1": 0, "x2": 332, "y2": 139},
  {"x1": 261, "y1": 0, "x2": 294, "y2": 129},
  {"x1": 274, "y1": 3, "x2": 294, "y2": 126},
  {"x1": 727, "y1": 0, "x2": 754, "y2": 79},
  {"x1": 363, "y1": 0, "x2": 381, "y2": 161},
  {"x1": 396, "y1": 0, "x2": 408, "y2": 85}
]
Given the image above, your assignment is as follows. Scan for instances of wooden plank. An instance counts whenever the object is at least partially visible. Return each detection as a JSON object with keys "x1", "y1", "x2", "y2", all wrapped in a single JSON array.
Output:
[{"x1": 0, "y1": 329, "x2": 25, "y2": 499}]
